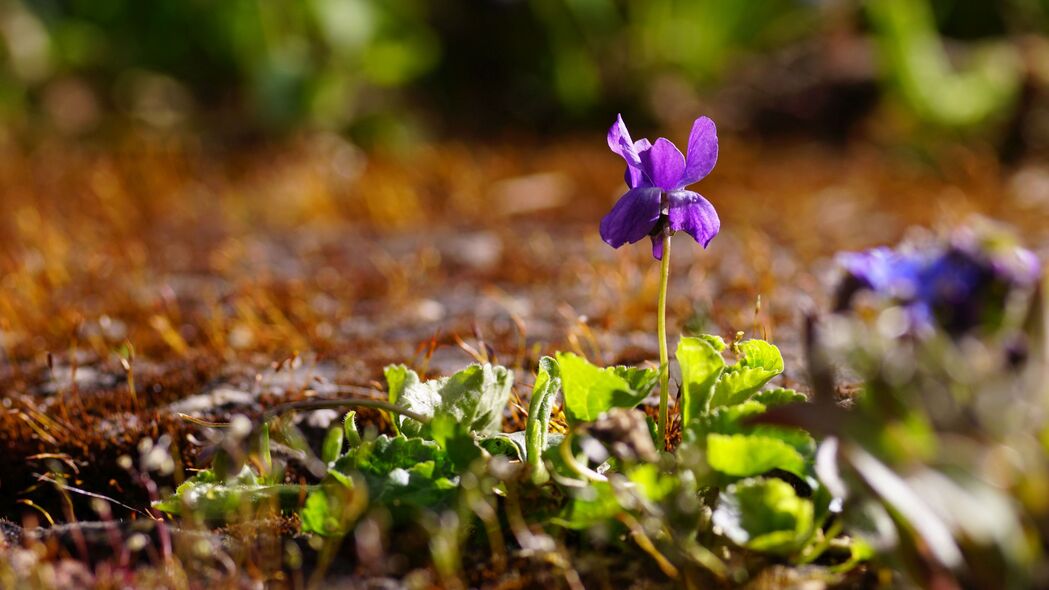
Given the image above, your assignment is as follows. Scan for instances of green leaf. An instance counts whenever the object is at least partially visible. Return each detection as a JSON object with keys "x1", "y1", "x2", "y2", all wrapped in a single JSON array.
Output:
[
  {"x1": 343, "y1": 411, "x2": 361, "y2": 447},
  {"x1": 254, "y1": 422, "x2": 283, "y2": 484},
  {"x1": 373, "y1": 463, "x2": 458, "y2": 509},
  {"x1": 384, "y1": 364, "x2": 412, "y2": 405},
  {"x1": 390, "y1": 363, "x2": 514, "y2": 437},
  {"x1": 479, "y1": 432, "x2": 525, "y2": 459},
  {"x1": 700, "y1": 334, "x2": 727, "y2": 352},
  {"x1": 750, "y1": 426, "x2": 816, "y2": 460},
  {"x1": 554, "y1": 464, "x2": 675, "y2": 529},
  {"x1": 710, "y1": 340, "x2": 784, "y2": 408},
  {"x1": 677, "y1": 336, "x2": 726, "y2": 426},
  {"x1": 830, "y1": 538, "x2": 875, "y2": 574},
  {"x1": 335, "y1": 434, "x2": 448, "y2": 476},
  {"x1": 706, "y1": 433, "x2": 806, "y2": 477},
  {"x1": 326, "y1": 434, "x2": 460, "y2": 518},
  {"x1": 556, "y1": 353, "x2": 656, "y2": 424},
  {"x1": 554, "y1": 480, "x2": 621, "y2": 530},
  {"x1": 483, "y1": 431, "x2": 563, "y2": 462},
  {"x1": 300, "y1": 487, "x2": 340, "y2": 536},
  {"x1": 693, "y1": 400, "x2": 768, "y2": 437},
  {"x1": 610, "y1": 365, "x2": 659, "y2": 397},
  {"x1": 154, "y1": 466, "x2": 303, "y2": 519},
  {"x1": 430, "y1": 414, "x2": 484, "y2": 470},
  {"x1": 300, "y1": 478, "x2": 362, "y2": 537},
  {"x1": 384, "y1": 364, "x2": 415, "y2": 435},
  {"x1": 526, "y1": 356, "x2": 561, "y2": 483},
  {"x1": 627, "y1": 463, "x2": 676, "y2": 502},
  {"x1": 712, "y1": 477, "x2": 815, "y2": 555},
  {"x1": 321, "y1": 426, "x2": 344, "y2": 464},
  {"x1": 752, "y1": 388, "x2": 806, "y2": 407},
  {"x1": 737, "y1": 339, "x2": 784, "y2": 373}
]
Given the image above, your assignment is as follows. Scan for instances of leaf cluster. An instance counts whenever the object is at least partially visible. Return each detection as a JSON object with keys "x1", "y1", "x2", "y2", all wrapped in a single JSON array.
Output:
[{"x1": 157, "y1": 335, "x2": 865, "y2": 583}]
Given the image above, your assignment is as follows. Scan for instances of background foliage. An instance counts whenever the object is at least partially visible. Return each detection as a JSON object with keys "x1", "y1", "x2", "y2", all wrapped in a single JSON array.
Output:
[{"x1": 3, "y1": 0, "x2": 1049, "y2": 141}]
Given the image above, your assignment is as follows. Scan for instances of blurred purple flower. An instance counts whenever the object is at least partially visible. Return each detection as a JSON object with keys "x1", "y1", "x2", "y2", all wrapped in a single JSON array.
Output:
[
  {"x1": 836, "y1": 232, "x2": 1042, "y2": 337},
  {"x1": 837, "y1": 247, "x2": 923, "y2": 300},
  {"x1": 599, "y1": 114, "x2": 720, "y2": 259},
  {"x1": 917, "y1": 237, "x2": 1040, "y2": 336}
]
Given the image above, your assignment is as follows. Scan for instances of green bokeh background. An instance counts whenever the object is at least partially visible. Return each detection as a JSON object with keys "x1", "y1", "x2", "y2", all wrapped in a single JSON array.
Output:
[{"x1": 2, "y1": 0, "x2": 1048, "y2": 145}]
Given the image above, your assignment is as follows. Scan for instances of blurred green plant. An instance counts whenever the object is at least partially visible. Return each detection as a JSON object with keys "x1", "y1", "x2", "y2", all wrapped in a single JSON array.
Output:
[
  {"x1": 0, "y1": 0, "x2": 438, "y2": 132},
  {"x1": 523, "y1": 0, "x2": 817, "y2": 115},
  {"x1": 867, "y1": 0, "x2": 1023, "y2": 128},
  {"x1": 2, "y1": 0, "x2": 1046, "y2": 137},
  {"x1": 801, "y1": 220, "x2": 1047, "y2": 589}
]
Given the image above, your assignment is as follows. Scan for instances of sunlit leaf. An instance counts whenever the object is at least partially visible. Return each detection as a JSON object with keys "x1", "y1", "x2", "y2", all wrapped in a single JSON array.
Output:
[
  {"x1": 554, "y1": 480, "x2": 621, "y2": 530},
  {"x1": 677, "y1": 336, "x2": 726, "y2": 425},
  {"x1": 384, "y1": 364, "x2": 414, "y2": 406},
  {"x1": 695, "y1": 400, "x2": 767, "y2": 436},
  {"x1": 752, "y1": 388, "x2": 807, "y2": 407},
  {"x1": 527, "y1": 356, "x2": 561, "y2": 482},
  {"x1": 556, "y1": 353, "x2": 656, "y2": 424},
  {"x1": 750, "y1": 426, "x2": 816, "y2": 459},
  {"x1": 709, "y1": 340, "x2": 783, "y2": 408},
  {"x1": 706, "y1": 433, "x2": 806, "y2": 477},
  {"x1": 554, "y1": 464, "x2": 675, "y2": 529},
  {"x1": 321, "y1": 426, "x2": 344, "y2": 464},
  {"x1": 154, "y1": 466, "x2": 303, "y2": 519},
  {"x1": 343, "y1": 410, "x2": 361, "y2": 447},
  {"x1": 389, "y1": 363, "x2": 514, "y2": 437},
  {"x1": 300, "y1": 477, "x2": 363, "y2": 537},
  {"x1": 712, "y1": 477, "x2": 815, "y2": 555},
  {"x1": 737, "y1": 339, "x2": 785, "y2": 373},
  {"x1": 430, "y1": 414, "x2": 484, "y2": 470}
]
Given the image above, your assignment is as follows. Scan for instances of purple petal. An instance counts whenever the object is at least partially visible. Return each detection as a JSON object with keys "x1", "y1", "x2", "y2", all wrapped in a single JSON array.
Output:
[
  {"x1": 680, "y1": 117, "x2": 718, "y2": 187},
  {"x1": 607, "y1": 114, "x2": 640, "y2": 167},
  {"x1": 639, "y1": 138, "x2": 686, "y2": 191},
  {"x1": 599, "y1": 187, "x2": 662, "y2": 248},
  {"x1": 838, "y1": 247, "x2": 921, "y2": 298},
  {"x1": 668, "y1": 190, "x2": 719, "y2": 247},
  {"x1": 651, "y1": 234, "x2": 664, "y2": 260},
  {"x1": 625, "y1": 138, "x2": 653, "y2": 188}
]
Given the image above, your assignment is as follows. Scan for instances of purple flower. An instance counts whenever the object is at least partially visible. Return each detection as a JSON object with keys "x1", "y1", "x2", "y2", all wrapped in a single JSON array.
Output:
[
  {"x1": 836, "y1": 247, "x2": 924, "y2": 304},
  {"x1": 917, "y1": 238, "x2": 1040, "y2": 336},
  {"x1": 836, "y1": 233, "x2": 1042, "y2": 337},
  {"x1": 599, "y1": 114, "x2": 720, "y2": 259}
]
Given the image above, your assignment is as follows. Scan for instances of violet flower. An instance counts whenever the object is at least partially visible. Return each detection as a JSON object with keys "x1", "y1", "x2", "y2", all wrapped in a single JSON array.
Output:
[
  {"x1": 599, "y1": 114, "x2": 720, "y2": 259},
  {"x1": 835, "y1": 247, "x2": 924, "y2": 311},
  {"x1": 918, "y1": 240, "x2": 1040, "y2": 336},
  {"x1": 836, "y1": 233, "x2": 1042, "y2": 337}
]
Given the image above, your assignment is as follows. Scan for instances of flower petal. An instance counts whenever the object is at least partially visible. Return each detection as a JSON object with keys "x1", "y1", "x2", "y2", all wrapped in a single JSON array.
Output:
[
  {"x1": 607, "y1": 114, "x2": 640, "y2": 167},
  {"x1": 650, "y1": 234, "x2": 664, "y2": 260},
  {"x1": 680, "y1": 116, "x2": 718, "y2": 187},
  {"x1": 639, "y1": 138, "x2": 686, "y2": 191},
  {"x1": 668, "y1": 190, "x2": 719, "y2": 248},
  {"x1": 600, "y1": 187, "x2": 663, "y2": 248},
  {"x1": 838, "y1": 247, "x2": 921, "y2": 297},
  {"x1": 625, "y1": 138, "x2": 652, "y2": 188}
]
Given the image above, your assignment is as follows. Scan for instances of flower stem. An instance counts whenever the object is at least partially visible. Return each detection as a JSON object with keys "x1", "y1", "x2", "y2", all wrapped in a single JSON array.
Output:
[{"x1": 656, "y1": 232, "x2": 672, "y2": 450}]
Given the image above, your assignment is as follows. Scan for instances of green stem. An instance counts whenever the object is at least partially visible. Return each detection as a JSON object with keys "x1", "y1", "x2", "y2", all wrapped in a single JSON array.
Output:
[
  {"x1": 656, "y1": 232, "x2": 672, "y2": 450},
  {"x1": 262, "y1": 397, "x2": 431, "y2": 425}
]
